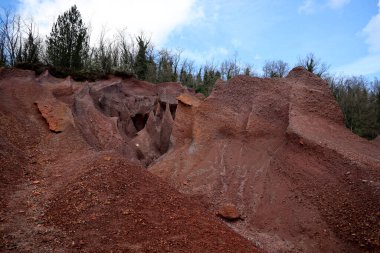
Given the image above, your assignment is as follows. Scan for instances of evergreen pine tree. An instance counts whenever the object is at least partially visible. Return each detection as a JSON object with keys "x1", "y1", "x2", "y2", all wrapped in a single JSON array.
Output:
[
  {"x1": 46, "y1": 5, "x2": 89, "y2": 70},
  {"x1": 134, "y1": 35, "x2": 149, "y2": 80},
  {"x1": 21, "y1": 30, "x2": 40, "y2": 64}
]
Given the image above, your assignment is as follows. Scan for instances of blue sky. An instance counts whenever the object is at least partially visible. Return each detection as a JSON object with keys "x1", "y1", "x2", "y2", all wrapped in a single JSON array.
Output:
[{"x1": 1, "y1": 0, "x2": 380, "y2": 78}]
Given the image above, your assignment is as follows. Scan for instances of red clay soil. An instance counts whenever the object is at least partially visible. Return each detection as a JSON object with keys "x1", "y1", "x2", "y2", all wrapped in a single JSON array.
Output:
[
  {"x1": 150, "y1": 67, "x2": 380, "y2": 253},
  {"x1": 0, "y1": 69, "x2": 260, "y2": 252},
  {"x1": 1, "y1": 67, "x2": 379, "y2": 253}
]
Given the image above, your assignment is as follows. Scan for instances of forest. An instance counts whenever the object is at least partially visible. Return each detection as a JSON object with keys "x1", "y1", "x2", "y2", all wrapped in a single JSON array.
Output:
[{"x1": 1, "y1": 5, "x2": 379, "y2": 139}]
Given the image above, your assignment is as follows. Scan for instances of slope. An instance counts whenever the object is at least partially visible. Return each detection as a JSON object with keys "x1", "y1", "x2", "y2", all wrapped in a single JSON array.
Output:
[
  {"x1": 150, "y1": 67, "x2": 380, "y2": 252},
  {"x1": 0, "y1": 68, "x2": 260, "y2": 252}
]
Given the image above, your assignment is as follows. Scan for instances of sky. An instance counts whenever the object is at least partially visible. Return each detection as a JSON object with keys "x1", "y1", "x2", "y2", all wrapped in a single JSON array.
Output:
[{"x1": 1, "y1": 0, "x2": 379, "y2": 78}]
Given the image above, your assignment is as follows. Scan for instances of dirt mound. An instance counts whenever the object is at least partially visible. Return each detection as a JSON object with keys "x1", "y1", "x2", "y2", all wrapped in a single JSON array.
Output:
[
  {"x1": 150, "y1": 67, "x2": 380, "y2": 252},
  {"x1": 45, "y1": 155, "x2": 258, "y2": 252},
  {"x1": 0, "y1": 69, "x2": 259, "y2": 252}
]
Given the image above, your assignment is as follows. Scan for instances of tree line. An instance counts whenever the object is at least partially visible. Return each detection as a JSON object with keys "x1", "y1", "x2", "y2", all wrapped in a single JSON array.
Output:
[
  {"x1": 0, "y1": 5, "x2": 379, "y2": 139},
  {"x1": 328, "y1": 76, "x2": 380, "y2": 139}
]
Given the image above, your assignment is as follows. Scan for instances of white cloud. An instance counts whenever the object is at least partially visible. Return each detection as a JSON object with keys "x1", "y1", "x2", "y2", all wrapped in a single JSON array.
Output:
[
  {"x1": 363, "y1": 1, "x2": 380, "y2": 53},
  {"x1": 327, "y1": 0, "x2": 350, "y2": 9},
  {"x1": 17, "y1": 0, "x2": 200, "y2": 46},
  {"x1": 334, "y1": 53, "x2": 380, "y2": 76},
  {"x1": 335, "y1": 1, "x2": 380, "y2": 76},
  {"x1": 182, "y1": 47, "x2": 230, "y2": 65},
  {"x1": 298, "y1": 0, "x2": 316, "y2": 14},
  {"x1": 299, "y1": 0, "x2": 350, "y2": 14}
]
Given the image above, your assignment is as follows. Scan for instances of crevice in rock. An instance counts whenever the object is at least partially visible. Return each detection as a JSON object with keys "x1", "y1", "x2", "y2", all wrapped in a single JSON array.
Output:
[
  {"x1": 84, "y1": 81, "x2": 189, "y2": 167},
  {"x1": 157, "y1": 101, "x2": 166, "y2": 120},
  {"x1": 169, "y1": 104, "x2": 177, "y2": 120},
  {"x1": 131, "y1": 113, "x2": 149, "y2": 132},
  {"x1": 160, "y1": 101, "x2": 167, "y2": 112}
]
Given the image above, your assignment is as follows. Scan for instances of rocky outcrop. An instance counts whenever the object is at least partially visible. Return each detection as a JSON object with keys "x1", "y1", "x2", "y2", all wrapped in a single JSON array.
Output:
[
  {"x1": 177, "y1": 93, "x2": 201, "y2": 106},
  {"x1": 32, "y1": 71, "x2": 194, "y2": 166},
  {"x1": 150, "y1": 68, "x2": 380, "y2": 253},
  {"x1": 0, "y1": 68, "x2": 260, "y2": 253},
  {"x1": 35, "y1": 99, "x2": 74, "y2": 132},
  {"x1": 69, "y1": 77, "x2": 193, "y2": 166},
  {"x1": 2, "y1": 67, "x2": 379, "y2": 253}
]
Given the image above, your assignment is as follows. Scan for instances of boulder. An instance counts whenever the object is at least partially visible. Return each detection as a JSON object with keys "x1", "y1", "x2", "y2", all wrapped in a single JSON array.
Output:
[
  {"x1": 217, "y1": 203, "x2": 241, "y2": 221},
  {"x1": 35, "y1": 99, "x2": 74, "y2": 132},
  {"x1": 177, "y1": 93, "x2": 201, "y2": 107}
]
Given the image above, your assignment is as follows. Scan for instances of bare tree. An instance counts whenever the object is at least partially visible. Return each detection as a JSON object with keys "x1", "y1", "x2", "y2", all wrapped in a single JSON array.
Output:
[
  {"x1": 262, "y1": 60, "x2": 290, "y2": 78},
  {"x1": 0, "y1": 9, "x2": 23, "y2": 66},
  {"x1": 172, "y1": 48, "x2": 183, "y2": 81},
  {"x1": 0, "y1": 11, "x2": 6, "y2": 65},
  {"x1": 96, "y1": 30, "x2": 113, "y2": 73},
  {"x1": 220, "y1": 54, "x2": 241, "y2": 80},
  {"x1": 20, "y1": 20, "x2": 42, "y2": 64},
  {"x1": 117, "y1": 29, "x2": 136, "y2": 73},
  {"x1": 145, "y1": 44, "x2": 157, "y2": 83},
  {"x1": 156, "y1": 49, "x2": 182, "y2": 83},
  {"x1": 297, "y1": 53, "x2": 329, "y2": 78},
  {"x1": 179, "y1": 59, "x2": 195, "y2": 87}
]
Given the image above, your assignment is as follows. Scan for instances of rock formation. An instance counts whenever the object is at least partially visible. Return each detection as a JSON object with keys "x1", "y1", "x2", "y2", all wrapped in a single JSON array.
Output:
[
  {"x1": 1, "y1": 67, "x2": 379, "y2": 253},
  {"x1": 150, "y1": 67, "x2": 380, "y2": 253},
  {"x1": 0, "y1": 68, "x2": 259, "y2": 252}
]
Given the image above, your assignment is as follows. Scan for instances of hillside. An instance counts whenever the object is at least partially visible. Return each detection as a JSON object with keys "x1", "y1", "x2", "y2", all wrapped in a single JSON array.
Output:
[
  {"x1": 0, "y1": 68, "x2": 260, "y2": 252},
  {"x1": 150, "y1": 67, "x2": 380, "y2": 252},
  {"x1": 0, "y1": 67, "x2": 379, "y2": 252}
]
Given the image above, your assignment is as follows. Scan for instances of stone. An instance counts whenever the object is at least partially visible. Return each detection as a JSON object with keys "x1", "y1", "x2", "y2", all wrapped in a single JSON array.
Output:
[
  {"x1": 35, "y1": 99, "x2": 74, "y2": 132},
  {"x1": 217, "y1": 203, "x2": 241, "y2": 221},
  {"x1": 177, "y1": 93, "x2": 201, "y2": 107}
]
